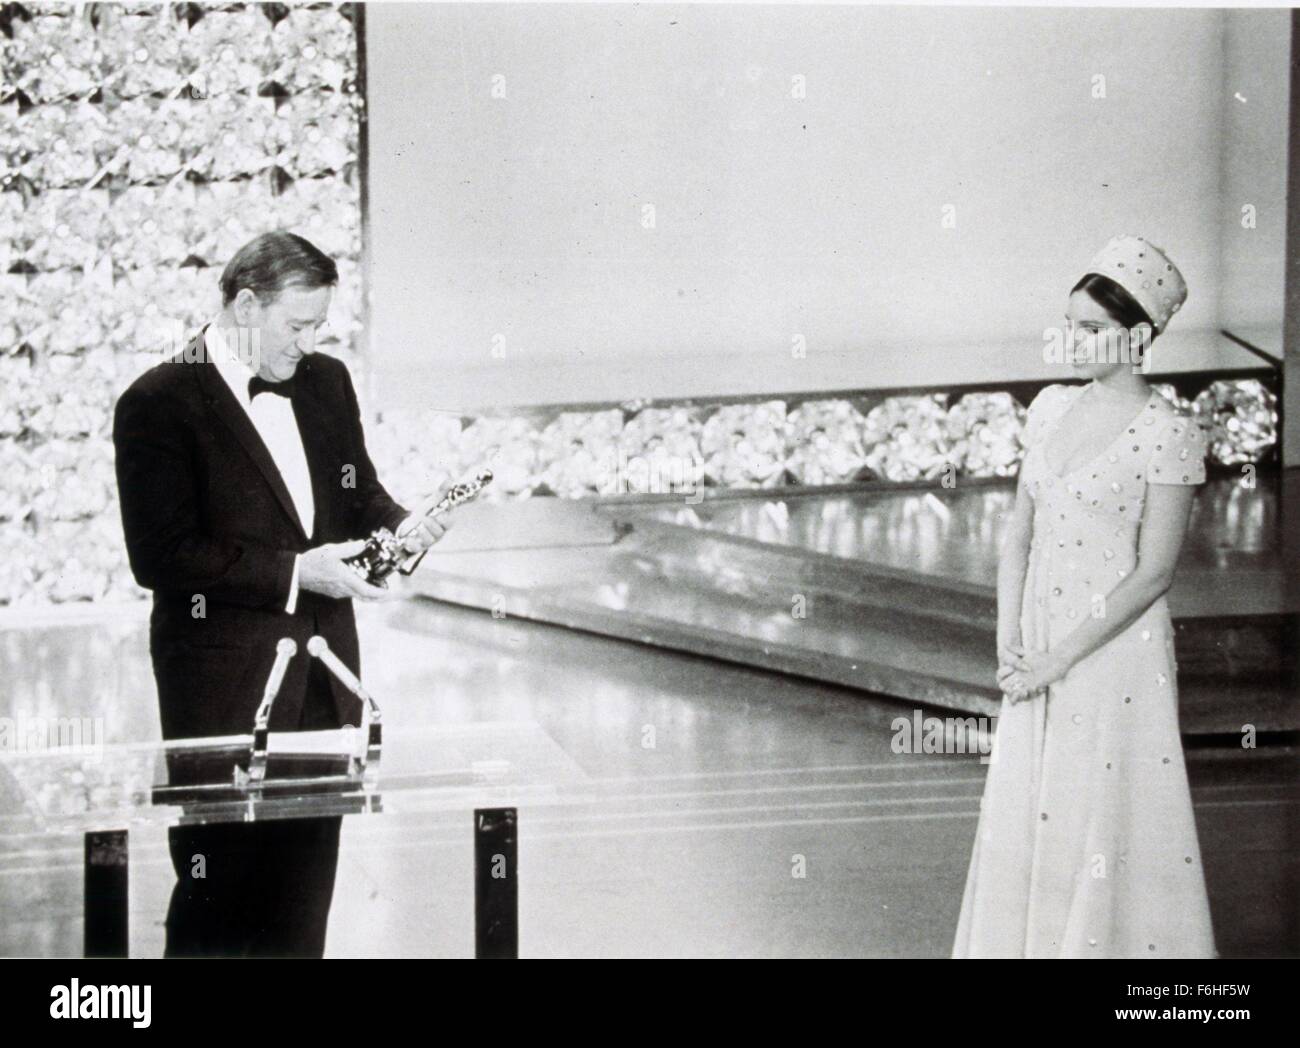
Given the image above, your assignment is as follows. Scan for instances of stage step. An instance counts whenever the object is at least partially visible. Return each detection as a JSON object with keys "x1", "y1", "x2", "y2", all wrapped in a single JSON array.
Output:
[
  {"x1": 623, "y1": 513, "x2": 999, "y2": 633},
  {"x1": 412, "y1": 495, "x2": 1296, "y2": 734},
  {"x1": 415, "y1": 539, "x2": 1005, "y2": 718}
]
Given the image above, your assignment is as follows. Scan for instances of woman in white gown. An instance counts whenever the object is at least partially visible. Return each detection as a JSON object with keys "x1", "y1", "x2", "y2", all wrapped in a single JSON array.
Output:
[{"x1": 953, "y1": 235, "x2": 1215, "y2": 958}]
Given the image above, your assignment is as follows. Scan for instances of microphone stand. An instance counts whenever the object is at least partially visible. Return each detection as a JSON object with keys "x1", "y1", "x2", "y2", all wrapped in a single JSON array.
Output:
[
  {"x1": 247, "y1": 638, "x2": 296, "y2": 786},
  {"x1": 307, "y1": 635, "x2": 382, "y2": 779}
]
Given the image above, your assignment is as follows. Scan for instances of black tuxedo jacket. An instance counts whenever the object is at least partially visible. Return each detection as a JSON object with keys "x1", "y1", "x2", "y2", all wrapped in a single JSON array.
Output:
[{"x1": 113, "y1": 332, "x2": 407, "y2": 740}]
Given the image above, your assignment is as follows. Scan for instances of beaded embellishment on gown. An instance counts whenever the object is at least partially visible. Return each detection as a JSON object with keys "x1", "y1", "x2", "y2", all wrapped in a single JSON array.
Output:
[{"x1": 952, "y1": 383, "x2": 1215, "y2": 958}]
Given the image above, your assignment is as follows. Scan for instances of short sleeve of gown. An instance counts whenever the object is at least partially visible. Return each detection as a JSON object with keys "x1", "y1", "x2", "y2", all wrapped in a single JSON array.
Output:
[
  {"x1": 1148, "y1": 414, "x2": 1207, "y2": 485},
  {"x1": 1024, "y1": 384, "x2": 1070, "y2": 448}
]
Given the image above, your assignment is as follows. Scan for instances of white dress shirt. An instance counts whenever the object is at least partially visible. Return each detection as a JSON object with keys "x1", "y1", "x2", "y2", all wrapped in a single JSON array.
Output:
[{"x1": 206, "y1": 323, "x2": 313, "y2": 614}]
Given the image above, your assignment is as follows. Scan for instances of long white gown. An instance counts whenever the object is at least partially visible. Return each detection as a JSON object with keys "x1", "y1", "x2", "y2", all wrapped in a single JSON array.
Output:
[{"x1": 952, "y1": 383, "x2": 1216, "y2": 958}]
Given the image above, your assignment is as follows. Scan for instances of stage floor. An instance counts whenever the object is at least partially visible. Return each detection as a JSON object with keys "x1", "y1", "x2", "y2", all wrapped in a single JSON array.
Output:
[{"x1": 1, "y1": 599, "x2": 1295, "y2": 958}]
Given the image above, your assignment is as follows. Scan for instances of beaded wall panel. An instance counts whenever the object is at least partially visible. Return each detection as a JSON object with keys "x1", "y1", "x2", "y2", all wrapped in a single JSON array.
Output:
[
  {"x1": 0, "y1": 1, "x2": 365, "y2": 605},
  {"x1": 369, "y1": 379, "x2": 1280, "y2": 507}
]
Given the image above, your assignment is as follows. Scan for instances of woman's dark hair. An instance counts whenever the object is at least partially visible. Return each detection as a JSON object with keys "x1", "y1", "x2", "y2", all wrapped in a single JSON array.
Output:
[
  {"x1": 1070, "y1": 272, "x2": 1155, "y2": 333},
  {"x1": 220, "y1": 231, "x2": 338, "y2": 305}
]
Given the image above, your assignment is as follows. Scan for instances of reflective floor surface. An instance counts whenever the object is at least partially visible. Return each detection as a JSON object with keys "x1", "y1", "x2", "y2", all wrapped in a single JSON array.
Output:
[
  {"x1": 631, "y1": 474, "x2": 1293, "y2": 617},
  {"x1": 1, "y1": 598, "x2": 1295, "y2": 957},
  {"x1": 410, "y1": 475, "x2": 1297, "y2": 730}
]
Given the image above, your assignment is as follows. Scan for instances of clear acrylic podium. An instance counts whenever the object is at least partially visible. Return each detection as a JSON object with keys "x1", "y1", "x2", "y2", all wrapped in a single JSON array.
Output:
[{"x1": 0, "y1": 718, "x2": 587, "y2": 958}]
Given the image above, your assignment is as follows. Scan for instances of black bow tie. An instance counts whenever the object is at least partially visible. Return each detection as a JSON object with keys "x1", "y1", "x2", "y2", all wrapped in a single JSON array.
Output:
[{"x1": 248, "y1": 375, "x2": 295, "y2": 400}]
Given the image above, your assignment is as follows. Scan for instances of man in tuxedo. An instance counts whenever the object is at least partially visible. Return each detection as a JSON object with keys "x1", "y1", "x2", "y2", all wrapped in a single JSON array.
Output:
[{"x1": 113, "y1": 231, "x2": 446, "y2": 956}]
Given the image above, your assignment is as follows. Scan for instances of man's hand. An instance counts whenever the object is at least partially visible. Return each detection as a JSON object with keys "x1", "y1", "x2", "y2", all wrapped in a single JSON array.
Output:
[
  {"x1": 395, "y1": 478, "x2": 454, "y2": 555},
  {"x1": 298, "y1": 540, "x2": 390, "y2": 601},
  {"x1": 396, "y1": 513, "x2": 449, "y2": 556}
]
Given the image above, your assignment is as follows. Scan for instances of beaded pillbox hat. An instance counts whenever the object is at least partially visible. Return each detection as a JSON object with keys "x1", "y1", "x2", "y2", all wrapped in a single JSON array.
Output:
[{"x1": 1083, "y1": 234, "x2": 1187, "y2": 334}]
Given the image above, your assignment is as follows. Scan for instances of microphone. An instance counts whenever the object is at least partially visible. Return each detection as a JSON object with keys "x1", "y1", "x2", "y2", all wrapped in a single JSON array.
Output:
[
  {"x1": 307, "y1": 636, "x2": 382, "y2": 770},
  {"x1": 306, "y1": 636, "x2": 373, "y2": 703},
  {"x1": 255, "y1": 637, "x2": 297, "y2": 726}
]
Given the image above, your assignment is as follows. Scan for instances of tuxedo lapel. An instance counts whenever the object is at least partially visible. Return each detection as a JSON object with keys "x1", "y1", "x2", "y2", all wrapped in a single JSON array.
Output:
[
  {"x1": 289, "y1": 359, "x2": 336, "y2": 545},
  {"x1": 191, "y1": 334, "x2": 311, "y2": 544}
]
